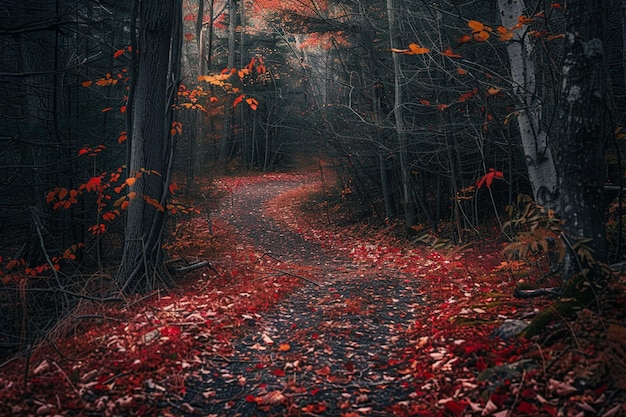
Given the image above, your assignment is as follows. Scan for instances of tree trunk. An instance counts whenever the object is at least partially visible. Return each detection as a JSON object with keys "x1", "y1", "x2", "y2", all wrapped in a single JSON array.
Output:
[
  {"x1": 556, "y1": 0, "x2": 609, "y2": 288},
  {"x1": 218, "y1": 0, "x2": 237, "y2": 172},
  {"x1": 387, "y1": 0, "x2": 415, "y2": 230},
  {"x1": 356, "y1": 1, "x2": 396, "y2": 220},
  {"x1": 189, "y1": 0, "x2": 206, "y2": 184},
  {"x1": 118, "y1": 1, "x2": 181, "y2": 293},
  {"x1": 498, "y1": 0, "x2": 559, "y2": 211}
]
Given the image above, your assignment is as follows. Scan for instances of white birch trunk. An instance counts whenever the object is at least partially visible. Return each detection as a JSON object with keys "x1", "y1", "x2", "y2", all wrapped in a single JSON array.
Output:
[{"x1": 498, "y1": 0, "x2": 559, "y2": 211}]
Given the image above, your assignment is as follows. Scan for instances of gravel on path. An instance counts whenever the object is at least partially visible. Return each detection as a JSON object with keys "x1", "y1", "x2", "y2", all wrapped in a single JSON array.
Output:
[{"x1": 178, "y1": 176, "x2": 426, "y2": 416}]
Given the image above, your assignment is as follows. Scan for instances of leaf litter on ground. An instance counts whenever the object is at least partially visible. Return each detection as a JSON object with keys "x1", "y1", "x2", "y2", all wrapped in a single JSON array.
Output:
[{"x1": 0, "y1": 170, "x2": 624, "y2": 416}]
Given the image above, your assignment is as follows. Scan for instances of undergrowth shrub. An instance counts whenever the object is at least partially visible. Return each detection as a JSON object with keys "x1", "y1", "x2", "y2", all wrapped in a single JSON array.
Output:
[{"x1": 501, "y1": 194, "x2": 563, "y2": 285}]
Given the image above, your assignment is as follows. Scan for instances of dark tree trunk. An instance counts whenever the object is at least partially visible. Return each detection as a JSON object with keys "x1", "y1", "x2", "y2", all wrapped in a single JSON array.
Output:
[
  {"x1": 556, "y1": 1, "x2": 609, "y2": 290},
  {"x1": 218, "y1": 0, "x2": 237, "y2": 172},
  {"x1": 118, "y1": 1, "x2": 181, "y2": 293},
  {"x1": 386, "y1": 0, "x2": 415, "y2": 230}
]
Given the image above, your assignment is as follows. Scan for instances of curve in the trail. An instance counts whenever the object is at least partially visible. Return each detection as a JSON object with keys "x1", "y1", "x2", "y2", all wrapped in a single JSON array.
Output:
[
  {"x1": 180, "y1": 176, "x2": 424, "y2": 416},
  {"x1": 221, "y1": 178, "x2": 334, "y2": 266}
]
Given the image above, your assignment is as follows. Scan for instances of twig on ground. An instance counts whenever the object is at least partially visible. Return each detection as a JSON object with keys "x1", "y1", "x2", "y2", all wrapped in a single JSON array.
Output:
[
  {"x1": 260, "y1": 252, "x2": 289, "y2": 263},
  {"x1": 173, "y1": 260, "x2": 216, "y2": 274},
  {"x1": 269, "y1": 267, "x2": 322, "y2": 286},
  {"x1": 52, "y1": 360, "x2": 79, "y2": 395},
  {"x1": 513, "y1": 287, "x2": 560, "y2": 299}
]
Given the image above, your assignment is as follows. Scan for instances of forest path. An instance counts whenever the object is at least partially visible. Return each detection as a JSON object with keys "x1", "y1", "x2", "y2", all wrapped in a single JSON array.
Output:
[{"x1": 179, "y1": 174, "x2": 426, "y2": 416}]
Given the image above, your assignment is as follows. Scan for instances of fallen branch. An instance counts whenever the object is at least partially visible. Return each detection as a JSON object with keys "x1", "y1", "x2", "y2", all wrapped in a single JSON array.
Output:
[
  {"x1": 270, "y1": 267, "x2": 322, "y2": 286},
  {"x1": 610, "y1": 261, "x2": 626, "y2": 272},
  {"x1": 173, "y1": 260, "x2": 216, "y2": 274},
  {"x1": 513, "y1": 287, "x2": 560, "y2": 299},
  {"x1": 259, "y1": 253, "x2": 323, "y2": 286},
  {"x1": 0, "y1": 286, "x2": 123, "y2": 303}
]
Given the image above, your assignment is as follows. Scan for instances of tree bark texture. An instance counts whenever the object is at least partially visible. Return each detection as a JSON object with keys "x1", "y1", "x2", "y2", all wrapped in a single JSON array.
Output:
[
  {"x1": 387, "y1": 0, "x2": 415, "y2": 230},
  {"x1": 556, "y1": 0, "x2": 609, "y2": 285},
  {"x1": 218, "y1": 0, "x2": 237, "y2": 170},
  {"x1": 118, "y1": 1, "x2": 181, "y2": 293},
  {"x1": 498, "y1": 0, "x2": 559, "y2": 211}
]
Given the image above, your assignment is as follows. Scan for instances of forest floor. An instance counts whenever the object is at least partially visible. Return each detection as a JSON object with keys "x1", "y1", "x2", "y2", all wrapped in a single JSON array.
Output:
[{"x1": 1, "y1": 166, "x2": 625, "y2": 416}]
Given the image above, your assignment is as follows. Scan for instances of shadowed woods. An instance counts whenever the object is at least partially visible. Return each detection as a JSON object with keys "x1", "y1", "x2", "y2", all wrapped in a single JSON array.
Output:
[{"x1": 1, "y1": 0, "x2": 626, "y2": 415}]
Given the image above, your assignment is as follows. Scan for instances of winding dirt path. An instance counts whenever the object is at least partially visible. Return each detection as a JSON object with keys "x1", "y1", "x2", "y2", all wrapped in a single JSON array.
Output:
[
  {"x1": 179, "y1": 175, "x2": 426, "y2": 416},
  {"x1": 221, "y1": 177, "x2": 335, "y2": 266}
]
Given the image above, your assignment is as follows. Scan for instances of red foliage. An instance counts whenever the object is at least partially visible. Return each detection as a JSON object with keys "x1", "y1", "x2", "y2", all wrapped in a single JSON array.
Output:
[
  {"x1": 2, "y1": 170, "x2": 624, "y2": 416},
  {"x1": 476, "y1": 168, "x2": 504, "y2": 189}
]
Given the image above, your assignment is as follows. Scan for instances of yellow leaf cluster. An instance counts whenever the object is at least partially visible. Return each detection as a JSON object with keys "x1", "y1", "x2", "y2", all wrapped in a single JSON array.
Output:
[{"x1": 197, "y1": 72, "x2": 232, "y2": 86}]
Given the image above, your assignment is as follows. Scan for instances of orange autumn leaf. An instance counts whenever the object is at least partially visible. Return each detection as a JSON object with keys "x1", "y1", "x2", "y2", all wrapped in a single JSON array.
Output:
[
  {"x1": 245, "y1": 57, "x2": 256, "y2": 72},
  {"x1": 113, "y1": 49, "x2": 125, "y2": 59},
  {"x1": 408, "y1": 43, "x2": 430, "y2": 54},
  {"x1": 468, "y1": 20, "x2": 491, "y2": 42},
  {"x1": 456, "y1": 67, "x2": 468, "y2": 75},
  {"x1": 125, "y1": 177, "x2": 136, "y2": 187},
  {"x1": 88, "y1": 223, "x2": 106, "y2": 235},
  {"x1": 497, "y1": 26, "x2": 514, "y2": 42},
  {"x1": 467, "y1": 20, "x2": 485, "y2": 33},
  {"x1": 392, "y1": 43, "x2": 430, "y2": 55},
  {"x1": 238, "y1": 68, "x2": 249, "y2": 79},
  {"x1": 233, "y1": 94, "x2": 245, "y2": 108},
  {"x1": 442, "y1": 47, "x2": 462, "y2": 58},
  {"x1": 547, "y1": 33, "x2": 565, "y2": 41},
  {"x1": 458, "y1": 88, "x2": 479, "y2": 103},
  {"x1": 473, "y1": 31, "x2": 490, "y2": 42},
  {"x1": 278, "y1": 343, "x2": 291, "y2": 352},
  {"x1": 419, "y1": 99, "x2": 431, "y2": 106},
  {"x1": 102, "y1": 211, "x2": 117, "y2": 221},
  {"x1": 315, "y1": 365, "x2": 331, "y2": 376},
  {"x1": 437, "y1": 103, "x2": 449, "y2": 111},
  {"x1": 301, "y1": 403, "x2": 326, "y2": 413},
  {"x1": 144, "y1": 195, "x2": 164, "y2": 212},
  {"x1": 487, "y1": 86, "x2": 502, "y2": 96},
  {"x1": 101, "y1": 107, "x2": 113, "y2": 112},
  {"x1": 81, "y1": 80, "x2": 93, "y2": 87},
  {"x1": 171, "y1": 121, "x2": 183, "y2": 136},
  {"x1": 457, "y1": 34, "x2": 473, "y2": 45},
  {"x1": 246, "y1": 97, "x2": 259, "y2": 111},
  {"x1": 118, "y1": 131, "x2": 127, "y2": 144}
]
